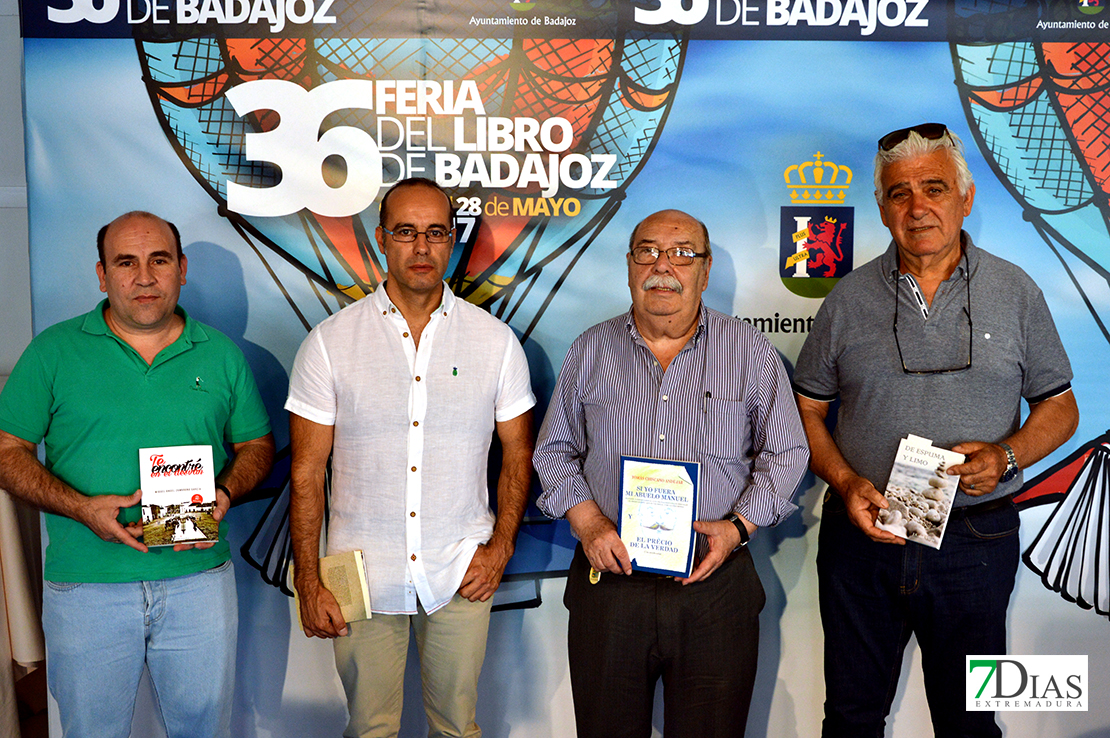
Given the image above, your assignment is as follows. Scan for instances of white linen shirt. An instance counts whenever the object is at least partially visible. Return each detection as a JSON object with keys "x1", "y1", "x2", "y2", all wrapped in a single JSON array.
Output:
[{"x1": 285, "y1": 284, "x2": 535, "y2": 615}]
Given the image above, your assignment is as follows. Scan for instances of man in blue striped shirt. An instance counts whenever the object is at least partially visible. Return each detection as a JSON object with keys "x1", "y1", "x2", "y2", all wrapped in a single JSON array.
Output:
[{"x1": 534, "y1": 209, "x2": 809, "y2": 738}]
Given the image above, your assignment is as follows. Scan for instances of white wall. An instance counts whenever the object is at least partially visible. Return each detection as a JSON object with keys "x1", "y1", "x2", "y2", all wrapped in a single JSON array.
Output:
[{"x1": 0, "y1": 0, "x2": 31, "y2": 373}]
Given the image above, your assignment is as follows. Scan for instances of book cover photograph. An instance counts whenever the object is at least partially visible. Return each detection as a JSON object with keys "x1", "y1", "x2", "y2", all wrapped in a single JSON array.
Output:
[
  {"x1": 139, "y1": 445, "x2": 219, "y2": 547},
  {"x1": 875, "y1": 435, "x2": 964, "y2": 549}
]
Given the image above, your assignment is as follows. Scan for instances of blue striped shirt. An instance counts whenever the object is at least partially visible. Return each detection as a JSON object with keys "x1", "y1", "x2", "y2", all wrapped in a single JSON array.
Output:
[{"x1": 534, "y1": 305, "x2": 809, "y2": 547}]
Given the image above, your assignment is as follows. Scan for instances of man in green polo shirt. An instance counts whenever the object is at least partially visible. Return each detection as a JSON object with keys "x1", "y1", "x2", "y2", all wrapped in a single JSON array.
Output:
[{"x1": 0, "y1": 211, "x2": 274, "y2": 738}]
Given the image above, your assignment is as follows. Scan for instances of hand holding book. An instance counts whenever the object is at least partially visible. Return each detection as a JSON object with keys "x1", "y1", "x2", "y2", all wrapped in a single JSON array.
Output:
[
  {"x1": 292, "y1": 550, "x2": 371, "y2": 638},
  {"x1": 838, "y1": 474, "x2": 906, "y2": 546},
  {"x1": 945, "y1": 441, "x2": 1011, "y2": 496},
  {"x1": 172, "y1": 485, "x2": 230, "y2": 552}
]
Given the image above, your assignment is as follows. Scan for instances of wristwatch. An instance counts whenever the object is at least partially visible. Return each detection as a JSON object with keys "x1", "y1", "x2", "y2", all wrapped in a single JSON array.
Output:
[
  {"x1": 724, "y1": 513, "x2": 750, "y2": 547},
  {"x1": 998, "y1": 442, "x2": 1019, "y2": 484}
]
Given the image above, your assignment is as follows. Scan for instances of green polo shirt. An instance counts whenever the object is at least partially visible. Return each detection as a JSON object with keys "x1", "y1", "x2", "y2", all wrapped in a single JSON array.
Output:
[{"x1": 0, "y1": 300, "x2": 271, "y2": 582}]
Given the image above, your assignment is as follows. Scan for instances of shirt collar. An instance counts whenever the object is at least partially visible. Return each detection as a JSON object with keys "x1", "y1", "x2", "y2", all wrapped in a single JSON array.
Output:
[
  {"x1": 624, "y1": 302, "x2": 708, "y2": 346},
  {"x1": 371, "y1": 281, "x2": 455, "y2": 319},
  {"x1": 81, "y1": 298, "x2": 207, "y2": 344},
  {"x1": 882, "y1": 230, "x2": 979, "y2": 285}
]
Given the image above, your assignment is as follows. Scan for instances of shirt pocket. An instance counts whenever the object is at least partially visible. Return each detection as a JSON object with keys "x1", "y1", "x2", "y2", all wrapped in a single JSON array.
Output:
[
  {"x1": 701, "y1": 396, "x2": 750, "y2": 461},
  {"x1": 970, "y1": 318, "x2": 1022, "y2": 385}
]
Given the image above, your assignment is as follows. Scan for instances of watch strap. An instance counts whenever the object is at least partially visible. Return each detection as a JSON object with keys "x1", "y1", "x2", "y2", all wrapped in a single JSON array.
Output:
[
  {"x1": 998, "y1": 442, "x2": 1018, "y2": 483},
  {"x1": 724, "y1": 513, "x2": 750, "y2": 547}
]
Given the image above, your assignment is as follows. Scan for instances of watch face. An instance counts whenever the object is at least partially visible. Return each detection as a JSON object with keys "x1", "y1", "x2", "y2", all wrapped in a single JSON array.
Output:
[{"x1": 1000, "y1": 467, "x2": 1018, "y2": 483}]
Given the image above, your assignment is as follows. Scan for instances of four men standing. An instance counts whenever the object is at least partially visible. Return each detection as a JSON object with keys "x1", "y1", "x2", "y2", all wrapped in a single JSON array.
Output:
[
  {"x1": 1, "y1": 132, "x2": 1085, "y2": 736},
  {"x1": 794, "y1": 125, "x2": 1078, "y2": 736}
]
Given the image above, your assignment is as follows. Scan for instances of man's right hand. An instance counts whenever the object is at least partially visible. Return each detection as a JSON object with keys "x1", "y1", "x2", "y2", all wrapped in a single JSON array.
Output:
[
  {"x1": 839, "y1": 476, "x2": 905, "y2": 545},
  {"x1": 296, "y1": 582, "x2": 349, "y2": 639},
  {"x1": 566, "y1": 500, "x2": 631, "y2": 575},
  {"x1": 79, "y1": 490, "x2": 149, "y2": 553}
]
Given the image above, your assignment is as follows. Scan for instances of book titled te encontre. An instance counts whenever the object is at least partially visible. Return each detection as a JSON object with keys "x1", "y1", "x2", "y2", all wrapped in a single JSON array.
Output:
[{"x1": 139, "y1": 444, "x2": 218, "y2": 547}]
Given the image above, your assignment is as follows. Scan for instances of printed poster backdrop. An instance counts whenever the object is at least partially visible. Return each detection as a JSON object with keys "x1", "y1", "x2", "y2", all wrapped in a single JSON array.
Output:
[{"x1": 18, "y1": 0, "x2": 1110, "y2": 735}]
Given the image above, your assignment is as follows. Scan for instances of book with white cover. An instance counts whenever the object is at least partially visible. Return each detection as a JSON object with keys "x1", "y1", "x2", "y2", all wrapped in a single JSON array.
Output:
[
  {"x1": 876, "y1": 435, "x2": 964, "y2": 549},
  {"x1": 139, "y1": 444, "x2": 218, "y2": 547}
]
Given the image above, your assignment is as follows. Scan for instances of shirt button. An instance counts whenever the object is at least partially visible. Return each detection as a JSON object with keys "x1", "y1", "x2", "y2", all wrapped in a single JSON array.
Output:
[
  {"x1": 411, "y1": 466, "x2": 417, "y2": 472},
  {"x1": 391, "y1": 307, "x2": 396, "y2": 313},
  {"x1": 413, "y1": 420, "x2": 419, "y2": 427},
  {"x1": 415, "y1": 376, "x2": 421, "y2": 381},
  {"x1": 403, "y1": 332, "x2": 409, "y2": 338},
  {"x1": 659, "y1": 433, "x2": 665, "y2": 441},
  {"x1": 382, "y1": 310, "x2": 387, "y2": 316},
  {"x1": 662, "y1": 395, "x2": 668, "y2": 401},
  {"x1": 410, "y1": 511, "x2": 416, "y2": 517},
  {"x1": 410, "y1": 554, "x2": 417, "y2": 561}
]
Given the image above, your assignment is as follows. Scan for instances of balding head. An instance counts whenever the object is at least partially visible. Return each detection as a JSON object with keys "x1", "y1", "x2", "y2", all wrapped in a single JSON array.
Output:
[{"x1": 98, "y1": 211, "x2": 181, "y2": 265}]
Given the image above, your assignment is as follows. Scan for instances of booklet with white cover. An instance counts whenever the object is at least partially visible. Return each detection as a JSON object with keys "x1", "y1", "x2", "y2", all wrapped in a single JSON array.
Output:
[
  {"x1": 139, "y1": 445, "x2": 219, "y2": 547},
  {"x1": 876, "y1": 435, "x2": 964, "y2": 549}
]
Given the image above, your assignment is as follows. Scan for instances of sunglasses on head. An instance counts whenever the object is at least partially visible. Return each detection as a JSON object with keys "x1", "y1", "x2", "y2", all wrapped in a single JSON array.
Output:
[{"x1": 878, "y1": 123, "x2": 950, "y2": 152}]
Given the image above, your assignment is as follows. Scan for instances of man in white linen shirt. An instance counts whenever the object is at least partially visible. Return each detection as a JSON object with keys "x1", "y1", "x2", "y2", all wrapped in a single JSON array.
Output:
[{"x1": 286, "y1": 177, "x2": 536, "y2": 738}]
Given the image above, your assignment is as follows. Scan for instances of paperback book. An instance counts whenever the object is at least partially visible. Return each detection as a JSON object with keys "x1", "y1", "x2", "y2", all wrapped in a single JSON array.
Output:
[
  {"x1": 875, "y1": 435, "x2": 964, "y2": 549},
  {"x1": 291, "y1": 550, "x2": 373, "y2": 628},
  {"x1": 139, "y1": 444, "x2": 218, "y2": 547}
]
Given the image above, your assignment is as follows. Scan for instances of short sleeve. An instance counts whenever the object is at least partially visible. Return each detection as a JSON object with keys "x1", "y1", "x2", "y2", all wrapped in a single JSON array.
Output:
[
  {"x1": 285, "y1": 328, "x2": 339, "y2": 426},
  {"x1": 225, "y1": 346, "x2": 272, "y2": 443},
  {"x1": 495, "y1": 329, "x2": 536, "y2": 422},
  {"x1": 0, "y1": 341, "x2": 53, "y2": 444},
  {"x1": 1020, "y1": 286, "x2": 1073, "y2": 403},
  {"x1": 793, "y1": 300, "x2": 839, "y2": 402}
]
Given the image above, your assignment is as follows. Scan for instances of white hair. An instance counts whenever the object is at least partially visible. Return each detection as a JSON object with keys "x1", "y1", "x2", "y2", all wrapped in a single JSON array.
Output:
[{"x1": 873, "y1": 128, "x2": 974, "y2": 204}]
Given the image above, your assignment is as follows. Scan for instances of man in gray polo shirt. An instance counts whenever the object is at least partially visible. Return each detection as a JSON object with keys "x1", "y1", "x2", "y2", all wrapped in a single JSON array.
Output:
[{"x1": 793, "y1": 123, "x2": 1078, "y2": 737}]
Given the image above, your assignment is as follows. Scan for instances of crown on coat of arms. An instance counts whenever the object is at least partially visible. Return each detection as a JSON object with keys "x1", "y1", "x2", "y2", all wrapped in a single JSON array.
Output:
[{"x1": 784, "y1": 152, "x2": 853, "y2": 205}]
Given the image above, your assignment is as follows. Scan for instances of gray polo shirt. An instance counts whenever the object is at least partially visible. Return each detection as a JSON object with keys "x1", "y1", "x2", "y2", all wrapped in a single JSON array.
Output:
[{"x1": 794, "y1": 233, "x2": 1072, "y2": 507}]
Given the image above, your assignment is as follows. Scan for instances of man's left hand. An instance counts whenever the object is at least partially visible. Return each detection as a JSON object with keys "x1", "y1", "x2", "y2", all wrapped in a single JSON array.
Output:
[
  {"x1": 172, "y1": 486, "x2": 230, "y2": 552},
  {"x1": 947, "y1": 441, "x2": 1008, "y2": 497},
  {"x1": 458, "y1": 540, "x2": 513, "y2": 602},
  {"x1": 679, "y1": 519, "x2": 745, "y2": 585}
]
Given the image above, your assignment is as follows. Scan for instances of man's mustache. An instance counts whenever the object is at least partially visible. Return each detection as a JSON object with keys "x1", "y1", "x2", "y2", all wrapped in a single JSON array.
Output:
[{"x1": 642, "y1": 274, "x2": 683, "y2": 293}]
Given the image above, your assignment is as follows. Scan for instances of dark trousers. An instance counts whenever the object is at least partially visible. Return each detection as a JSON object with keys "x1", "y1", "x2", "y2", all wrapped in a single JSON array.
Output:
[
  {"x1": 564, "y1": 544, "x2": 765, "y2": 738},
  {"x1": 817, "y1": 494, "x2": 1020, "y2": 738}
]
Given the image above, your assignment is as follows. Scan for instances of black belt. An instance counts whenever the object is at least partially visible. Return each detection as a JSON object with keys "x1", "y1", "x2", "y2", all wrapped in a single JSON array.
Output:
[{"x1": 950, "y1": 494, "x2": 1014, "y2": 520}]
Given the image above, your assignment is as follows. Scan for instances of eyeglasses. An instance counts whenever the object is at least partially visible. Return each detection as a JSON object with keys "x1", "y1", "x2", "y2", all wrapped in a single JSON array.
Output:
[
  {"x1": 630, "y1": 246, "x2": 708, "y2": 266},
  {"x1": 382, "y1": 226, "x2": 454, "y2": 244},
  {"x1": 878, "y1": 122, "x2": 950, "y2": 152},
  {"x1": 893, "y1": 254, "x2": 972, "y2": 375}
]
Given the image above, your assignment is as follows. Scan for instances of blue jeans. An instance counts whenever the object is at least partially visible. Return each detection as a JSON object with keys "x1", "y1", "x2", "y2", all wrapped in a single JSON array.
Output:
[
  {"x1": 42, "y1": 560, "x2": 238, "y2": 738},
  {"x1": 817, "y1": 494, "x2": 1019, "y2": 738}
]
